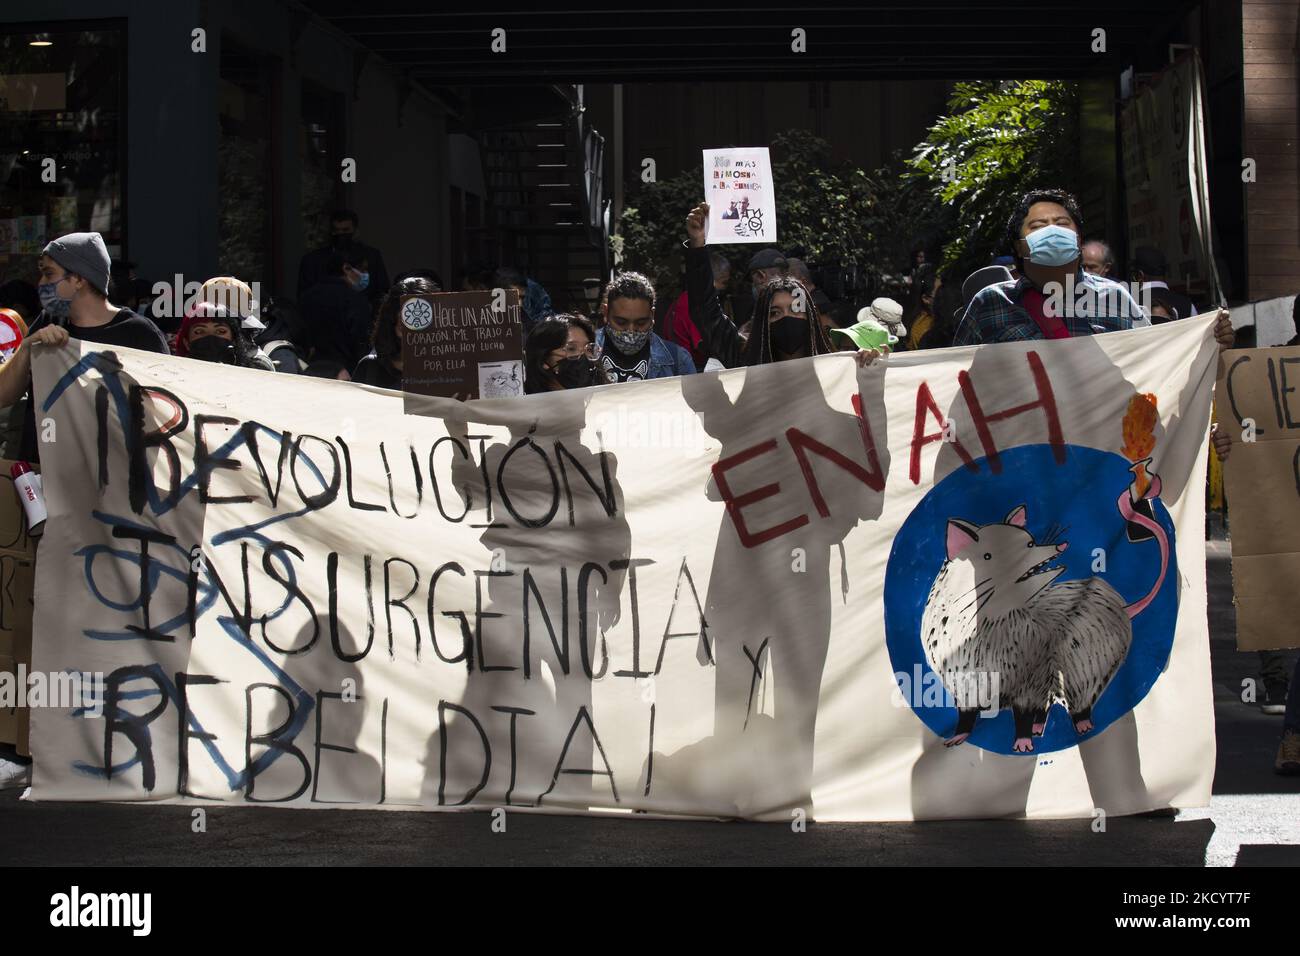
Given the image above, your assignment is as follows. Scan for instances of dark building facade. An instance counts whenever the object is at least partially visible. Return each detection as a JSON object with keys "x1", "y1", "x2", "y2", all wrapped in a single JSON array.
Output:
[{"x1": 3, "y1": 2, "x2": 1297, "y2": 316}]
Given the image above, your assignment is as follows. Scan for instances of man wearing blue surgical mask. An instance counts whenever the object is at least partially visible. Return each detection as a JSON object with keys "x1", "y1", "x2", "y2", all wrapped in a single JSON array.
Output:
[
  {"x1": 595, "y1": 271, "x2": 695, "y2": 383},
  {"x1": 954, "y1": 187, "x2": 1233, "y2": 349},
  {"x1": 299, "y1": 247, "x2": 374, "y2": 371},
  {"x1": 297, "y1": 209, "x2": 389, "y2": 308}
]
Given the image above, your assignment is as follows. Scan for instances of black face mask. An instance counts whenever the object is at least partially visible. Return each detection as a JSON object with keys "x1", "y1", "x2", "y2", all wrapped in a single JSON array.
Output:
[
  {"x1": 189, "y1": 335, "x2": 237, "y2": 365},
  {"x1": 769, "y1": 314, "x2": 807, "y2": 356},
  {"x1": 552, "y1": 356, "x2": 600, "y2": 389}
]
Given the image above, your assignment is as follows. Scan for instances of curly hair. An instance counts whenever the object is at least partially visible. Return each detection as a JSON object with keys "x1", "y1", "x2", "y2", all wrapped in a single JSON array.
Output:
[{"x1": 604, "y1": 270, "x2": 656, "y2": 312}]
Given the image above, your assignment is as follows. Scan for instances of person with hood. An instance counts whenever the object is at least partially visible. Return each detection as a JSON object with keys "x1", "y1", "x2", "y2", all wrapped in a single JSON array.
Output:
[
  {"x1": 595, "y1": 270, "x2": 695, "y2": 383},
  {"x1": 174, "y1": 302, "x2": 275, "y2": 370},
  {"x1": 252, "y1": 296, "x2": 310, "y2": 374},
  {"x1": 683, "y1": 202, "x2": 837, "y2": 368}
]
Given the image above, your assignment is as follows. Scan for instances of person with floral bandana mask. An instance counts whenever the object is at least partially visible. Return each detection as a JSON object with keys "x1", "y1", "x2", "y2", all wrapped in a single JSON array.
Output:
[
  {"x1": 594, "y1": 271, "x2": 695, "y2": 384},
  {"x1": 954, "y1": 187, "x2": 1234, "y2": 349}
]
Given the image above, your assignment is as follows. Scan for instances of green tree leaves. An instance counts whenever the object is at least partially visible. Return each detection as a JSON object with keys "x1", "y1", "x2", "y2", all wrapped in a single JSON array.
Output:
[
  {"x1": 620, "y1": 131, "x2": 948, "y2": 304},
  {"x1": 906, "y1": 80, "x2": 1080, "y2": 266},
  {"x1": 618, "y1": 80, "x2": 1079, "y2": 303}
]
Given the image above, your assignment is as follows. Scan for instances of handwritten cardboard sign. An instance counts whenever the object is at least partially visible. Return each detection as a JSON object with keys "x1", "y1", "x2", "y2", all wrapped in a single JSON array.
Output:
[
  {"x1": 400, "y1": 290, "x2": 524, "y2": 399},
  {"x1": 1215, "y1": 344, "x2": 1300, "y2": 650}
]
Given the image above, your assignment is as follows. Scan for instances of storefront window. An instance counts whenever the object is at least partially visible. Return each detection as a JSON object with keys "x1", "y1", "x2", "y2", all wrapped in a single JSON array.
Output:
[
  {"x1": 0, "y1": 23, "x2": 125, "y2": 297},
  {"x1": 300, "y1": 81, "x2": 345, "y2": 256},
  {"x1": 218, "y1": 40, "x2": 276, "y2": 291}
]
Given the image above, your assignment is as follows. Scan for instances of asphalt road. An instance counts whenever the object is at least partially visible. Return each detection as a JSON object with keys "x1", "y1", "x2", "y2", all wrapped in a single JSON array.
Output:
[{"x1": 2, "y1": 541, "x2": 1296, "y2": 866}]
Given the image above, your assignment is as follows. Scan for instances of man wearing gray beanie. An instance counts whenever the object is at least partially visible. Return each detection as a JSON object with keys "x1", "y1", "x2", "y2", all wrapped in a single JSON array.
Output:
[
  {"x1": 40, "y1": 232, "x2": 112, "y2": 299},
  {"x1": 0, "y1": 231, "x2": 169, "y2": 463}
]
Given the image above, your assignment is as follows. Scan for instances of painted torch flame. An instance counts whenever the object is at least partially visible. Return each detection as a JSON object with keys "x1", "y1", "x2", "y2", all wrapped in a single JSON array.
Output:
[{"x1": 1122, "y1": 393, "x2": 1159, "y2": 497}]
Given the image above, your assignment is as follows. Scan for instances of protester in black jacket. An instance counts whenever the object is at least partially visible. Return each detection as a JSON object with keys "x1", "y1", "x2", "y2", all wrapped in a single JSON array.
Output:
[
  {"x1": 300, "y1": 248, "x2": 373, "y2": 372},
  {"x1": 683, "y1": 202, "x2": 836, "y2": 368},
  {"x1": 1, "y1": 232, "x2": 170, "y2": 464},
  {"x1": 297, "y1": 209, "x2": 389, "y2": 308}
]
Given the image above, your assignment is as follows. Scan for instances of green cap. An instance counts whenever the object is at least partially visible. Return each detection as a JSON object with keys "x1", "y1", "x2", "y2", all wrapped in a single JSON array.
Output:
[{"x1": 829, "y1": 318, "x2": 897, "y2": 351}]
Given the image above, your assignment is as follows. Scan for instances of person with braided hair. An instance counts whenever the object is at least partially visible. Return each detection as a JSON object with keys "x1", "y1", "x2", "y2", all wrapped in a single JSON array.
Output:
[{"x1": 683, "y1": 202, "x2": 844, "y2": 369}]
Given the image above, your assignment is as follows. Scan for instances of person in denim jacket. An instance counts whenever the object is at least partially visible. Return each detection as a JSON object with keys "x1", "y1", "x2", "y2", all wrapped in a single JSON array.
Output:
[{"x1": 595, "y1": 271, "x2": 696, "y2": 383}]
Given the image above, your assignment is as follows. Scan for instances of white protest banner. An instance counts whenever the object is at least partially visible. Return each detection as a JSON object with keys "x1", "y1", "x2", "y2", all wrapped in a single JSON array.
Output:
[
  {"x1": 703, "y1": 147, "x2": 776, "y2": 245},
  {"x1": 27, "y1": 316, "x2": 1217, "y2": 820}
]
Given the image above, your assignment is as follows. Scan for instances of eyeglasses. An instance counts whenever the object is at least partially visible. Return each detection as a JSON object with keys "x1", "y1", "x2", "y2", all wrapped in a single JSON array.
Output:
[{"x1": 553, "y1": 342, "x2": 601, "y2": 361}]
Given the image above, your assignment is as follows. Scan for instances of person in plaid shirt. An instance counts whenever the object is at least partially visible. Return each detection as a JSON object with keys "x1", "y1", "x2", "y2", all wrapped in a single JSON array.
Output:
[{"x1": 954, "y1": 187, "x2": 1233, "y2": 348}]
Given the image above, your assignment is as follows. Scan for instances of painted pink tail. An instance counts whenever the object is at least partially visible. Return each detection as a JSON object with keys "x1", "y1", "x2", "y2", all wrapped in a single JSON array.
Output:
[{"x1": 1116, "y1": 474, "x2": 1169, "y2": 619}]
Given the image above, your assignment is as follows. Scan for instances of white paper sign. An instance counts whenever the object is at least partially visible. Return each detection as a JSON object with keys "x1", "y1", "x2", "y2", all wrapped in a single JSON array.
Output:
[
  {"x1": 477, "y1": 360, "x2": 524, "y2": 398},
  {"x1": 703, "y1": 147, "x2": 776, "y2": 245}
]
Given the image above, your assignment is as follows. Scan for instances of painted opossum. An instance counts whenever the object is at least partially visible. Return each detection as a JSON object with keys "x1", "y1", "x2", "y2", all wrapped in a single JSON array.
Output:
[{"x1": 919, "y1": 498, "x2": 1167, "y2": 753}]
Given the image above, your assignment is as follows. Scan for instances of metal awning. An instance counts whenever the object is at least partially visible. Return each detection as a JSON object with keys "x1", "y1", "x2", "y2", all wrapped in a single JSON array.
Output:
[{"x1": 299, "y1": 1, "x2": 1200, "y2": 84}]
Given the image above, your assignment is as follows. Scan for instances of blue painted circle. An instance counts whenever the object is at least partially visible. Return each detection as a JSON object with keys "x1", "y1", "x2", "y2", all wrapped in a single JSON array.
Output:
[{"x1": 883, "y1": 444, "x2": 1178, "y2": 755}]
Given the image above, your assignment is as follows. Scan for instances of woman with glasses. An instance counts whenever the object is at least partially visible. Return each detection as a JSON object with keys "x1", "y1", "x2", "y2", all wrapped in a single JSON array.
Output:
[{"x1": 523, "y1": 314, "x2": 610, "y2": 393}]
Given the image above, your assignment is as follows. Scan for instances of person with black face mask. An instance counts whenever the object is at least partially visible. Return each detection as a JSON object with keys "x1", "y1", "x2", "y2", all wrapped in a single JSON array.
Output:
[
  {"x1": 187, "y1": 324, "x2": 237, "y2": 364},
  {"x1": 296, "y1": 209, "x2": 390, "y2": 308},
  {"x1": 524, "y1": 314, "x2": 610, "y2": 393},
  {"x1": 683, "y1": 202, "x2": 838, "y2": 368},
  {"x1": 175, "y1": 303, "x2": 275, "y2": 370}
]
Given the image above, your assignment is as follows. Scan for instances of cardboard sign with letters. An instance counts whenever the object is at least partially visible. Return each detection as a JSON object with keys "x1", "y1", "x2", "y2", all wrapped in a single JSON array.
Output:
[
  {"x1": 1215, "y1": 345, "x2": 1300, "y2": 651},
  {"x1": 399, "y1": 290, "x2": 524, "y2": 399}
]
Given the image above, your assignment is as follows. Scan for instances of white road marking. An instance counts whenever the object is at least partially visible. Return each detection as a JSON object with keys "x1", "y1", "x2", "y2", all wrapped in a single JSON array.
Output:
[{"x1": 1176, "y1": 793, "x2": 1300, "y2": 866}]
